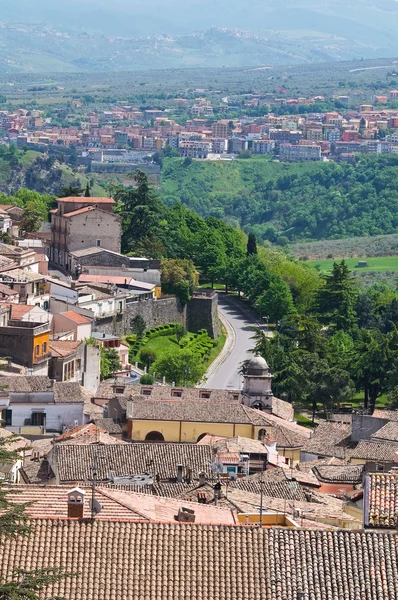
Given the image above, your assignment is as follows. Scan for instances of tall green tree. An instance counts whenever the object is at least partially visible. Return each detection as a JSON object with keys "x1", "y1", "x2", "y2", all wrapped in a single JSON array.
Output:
[
  {"x1": 161, "y1": 259, "x2": 198, "y2": 306},
  {"x1": 246, "y1": 232, "x2": 257, "y2": 256},
  {"x1": 84, "y1": 182, "x2": 91, "y2": 197},
  {"x1": 316, "y1": 260, "x2": 358, "y2": 331},
  {"x1": 155, "y1": 349, "x2": 203, "y2": 386},
  {"x1": 256, "y1": 276, "x2": 295, "y2": 324}
]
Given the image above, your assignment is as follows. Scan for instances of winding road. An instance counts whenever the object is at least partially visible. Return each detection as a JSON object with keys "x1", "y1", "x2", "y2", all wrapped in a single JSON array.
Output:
[{"x1": 203, "y1": 295, "x2": 261, "y2": 390}]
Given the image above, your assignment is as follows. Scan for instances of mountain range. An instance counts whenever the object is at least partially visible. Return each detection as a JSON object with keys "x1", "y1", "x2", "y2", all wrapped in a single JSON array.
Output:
[{"x1": 1, "y1": 0, "x2": 398, "y2": 71}]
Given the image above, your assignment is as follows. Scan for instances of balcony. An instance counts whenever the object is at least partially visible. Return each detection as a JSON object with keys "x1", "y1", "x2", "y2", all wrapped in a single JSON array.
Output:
[{"x1": 33, "y1": 352, "x2": 51, "y2": 365}]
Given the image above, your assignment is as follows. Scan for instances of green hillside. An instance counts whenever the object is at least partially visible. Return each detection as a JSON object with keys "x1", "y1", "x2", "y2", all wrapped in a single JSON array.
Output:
[{"x1": 160, "y1": 154, "x2": 398, "y2": 243}]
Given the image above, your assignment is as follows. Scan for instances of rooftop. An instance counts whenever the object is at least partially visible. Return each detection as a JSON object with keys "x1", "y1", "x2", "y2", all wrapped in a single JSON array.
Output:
[
  {"x1": 0, "y1": 520, "x2": 393, "y2": 600},
  {"x1": 61, "y1": 311, "x2": 92, "y2": 325},
  {"x1": 367, "y1": 472, "x2": 398, "y2": 528}
]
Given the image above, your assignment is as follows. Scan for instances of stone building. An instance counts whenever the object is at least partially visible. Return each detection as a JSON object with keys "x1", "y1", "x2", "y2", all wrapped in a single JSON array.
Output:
[
  {"x1": 241, "y1": 356, "x2": 273, "y2": 411},
  {"x1": 49, "y1": 197, "x2": 121, "y2": 270}
]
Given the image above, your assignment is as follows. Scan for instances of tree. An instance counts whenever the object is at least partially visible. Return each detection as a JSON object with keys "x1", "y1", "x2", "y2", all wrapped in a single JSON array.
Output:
[
  {"x1": 246, "y1": 232, "x2": 257, "y2": 256},
  {"x1": 161, "y1": 259, "x2": 198, "y2": 306},
  {"x1": 316, "y1": 260, "x2": 358, "y2": 331},
  {"x1": 100, "y1": 347, "x2": 122, "y2": 379},
  {"x1": 20, "y1": 204, "x2": 44, "y2": 235},
  {"x1": 140, "y1": 348, "x2": 156, "y2": 370},
  {"x1": 175, "y1": 324, "x2": 187, "y2": 343},
  {"x1": 130, "y1": 315, "x2": 146, "y2": 339},
  {"x1": 155, "y1": 349, "x2": 203, "y2": 386},
  {"x1": 0, "y1": 431, "x2": 73, "y2": 598},
  {"x1": 140, "y1": 373, "x2": 154, "y2": 385},
  {"x1": 84, "y1": 182, "x2": 91, "y2": 197},
  {"x1": 116, "y1": 170, "x2": 163, "y2": 253},
  {"x1": 58, "y1": 185, "x2": 82, "y2": 198},
  {"x1": 257, "y1": 276, "x2": 295, "y2": 325}
]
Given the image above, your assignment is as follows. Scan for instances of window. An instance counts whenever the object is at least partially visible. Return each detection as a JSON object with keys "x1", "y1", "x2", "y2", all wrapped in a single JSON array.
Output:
[
  {"x1": 35, "y1": 344, "x2": 40, "y2": 357},
  {"x1": 76, "y1": 359, "x2": 81, "y2": 370},
  {"x1": 142, "y1": 389, "x2": 152, "y2": 396},
  {"x1": 1, "y1": 409, "x2": 12, "y2": 427},
  {"x1": 63, "y1": 361, "x2": 75, "y2": 381},
  {"x1": 199, "y1": 391, "x2": 211, "y2": 399},
  {"x1": 171, "y1": 389, "x2": 183, "y2": 398},
  {"x1": 115, "y1": 387, "x2": 124, "y2": 394},
  {"x1": 96, "y1": 239, "x2": 101, "y2": 247},
  {"x1": 31, "y1": 412, "x2": 46, "y2": 427},
  {"x1": 42, "y1": 342, "x2": 47, "y2": 354}
]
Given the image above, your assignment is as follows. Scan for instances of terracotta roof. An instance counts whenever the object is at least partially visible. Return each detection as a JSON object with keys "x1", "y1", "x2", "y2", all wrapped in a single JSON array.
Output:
[
  {"x1": 3, "y1": 521, "x2": 397, "y2": 599},
  {"x1": 348, "y1": 440, "x2": 398, "y2": 462},
  {"x1": 50, "y1": 340, "x2": 82, "y2": 358},
  {"x1": 52, "y1": 443, "x2": 215, "y2": 483},
  {"x1": 129, "y1": 399, "x2": 256, "y2": 424},
  {"x1": 302, "y1": 421, "x2": 352, "y2": 459},
  {"x1": 229, "y1": 472, "x2": 307, "y2": 502},
  {"x1": 371, "y1": 421, "x2": 398, "y2": 442},
  {"x1": 61, "y1": 311, "x2": 91, "y2": 324},
  {"x1": 54, "y1": 423, "x2": 106, "y2": 442},
  {"x1": 373, "y1": 409, "x2": 398, "y2": 422},
  {"x1": 0, "y1": 283, "x2": 16, "y2": 296},
  {"x1": 10, "y1": 304, "x2": 35, "y2": 320},
  {"x1": 312, "y1": 464, "x2": 364, "y2": 484},
  {"x1": 58, "y1": 197, "x2": 115, "y2": 203},
  {"x1": 63, "y1": 206, "x2": 96, "y2": 218},
  {"x1": 0, "y1": 375, "x2": 52, "y2": 392},
  {"x1": 367, "y1": 472, "x2": 398, "y2": 528}
]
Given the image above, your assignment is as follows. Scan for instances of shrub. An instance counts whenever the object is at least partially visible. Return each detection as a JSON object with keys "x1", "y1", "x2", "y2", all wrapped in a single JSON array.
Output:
[{"x1": 140, "y1": 373, "x2": 154, "y2": 385}]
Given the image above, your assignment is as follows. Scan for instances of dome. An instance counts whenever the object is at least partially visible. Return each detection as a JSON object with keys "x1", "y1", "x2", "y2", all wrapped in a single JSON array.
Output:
[{"x1": 246, "y1": 355, "x2": 269, "y2": 376}]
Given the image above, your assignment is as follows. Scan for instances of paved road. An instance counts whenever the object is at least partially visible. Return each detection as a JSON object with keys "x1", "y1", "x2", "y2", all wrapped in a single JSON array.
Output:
[{"x1": 205, "y1": 295, "x2": 260, "y2": 390}]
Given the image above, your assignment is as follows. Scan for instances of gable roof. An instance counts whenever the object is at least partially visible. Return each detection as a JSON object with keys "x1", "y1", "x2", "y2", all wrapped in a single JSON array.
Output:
[
  {"x1": 52, "y1": 443, "x2": 214, "y2": 483},
  {"x1": 312, "y1": 464, "x2": 364, "y2": 484},
  {"x1": 50, "y1": 340, "x2": 82, "y2": 358},
  {"x1": 371, "y1": 421, "x2": 398, "y2": 442},
  {"x1": 302, "y1": 422, "x2": 352, "y2": 459},
  {"x1": 61, "y1": 311, "x2": 91, "y2": 324},
  {"x1": 0, "y1": 521, "x2": 396, "y2": 600},
  {"x1": 10, "y1": 304, "x2": 36, "y2": 320}
]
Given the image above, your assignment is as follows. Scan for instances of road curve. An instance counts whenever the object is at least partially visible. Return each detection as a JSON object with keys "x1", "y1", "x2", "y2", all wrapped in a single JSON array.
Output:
[{"x1": 204, "y1": 294, "x2": 259, "y2": 390}]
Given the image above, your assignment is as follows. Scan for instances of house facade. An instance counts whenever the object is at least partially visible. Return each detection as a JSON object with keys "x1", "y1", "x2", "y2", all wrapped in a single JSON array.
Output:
[{"x1": 49, "y1": 197, "x2": 122, "y2": 270}]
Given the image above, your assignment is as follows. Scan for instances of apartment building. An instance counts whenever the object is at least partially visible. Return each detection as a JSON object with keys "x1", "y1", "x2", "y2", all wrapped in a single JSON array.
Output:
[
  {"x1": 279, "y1": 144, "x2": 321, "y2": 162},
  {"x1": 179, "y1": 140, "x2": 212, "y2": 159}
]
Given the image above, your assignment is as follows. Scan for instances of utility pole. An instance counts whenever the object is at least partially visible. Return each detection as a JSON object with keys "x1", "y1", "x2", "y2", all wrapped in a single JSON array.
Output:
[{"x1": 259, "y1": 469, "x2": 264, "y2": 527}]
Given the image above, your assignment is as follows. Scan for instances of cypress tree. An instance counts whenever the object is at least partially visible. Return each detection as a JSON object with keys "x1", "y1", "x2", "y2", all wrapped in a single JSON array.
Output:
[{"x1": 247, "y1": 232, "x2": 257, "y2": 255}]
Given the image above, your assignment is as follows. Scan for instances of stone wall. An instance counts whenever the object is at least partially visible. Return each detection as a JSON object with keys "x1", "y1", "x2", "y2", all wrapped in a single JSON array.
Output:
[
  {"x1": 94, "y1": 296, "x2": 186, "y2": 336},
  {"x1": 68, "y1": 210, "x2": 121, "y2": 254},
  {"x1": 94, "y1": 293, "x2": 221, "y2": 339},
  {"x1": 186, "y1": 293, "x2": 221, "y2": 339}
]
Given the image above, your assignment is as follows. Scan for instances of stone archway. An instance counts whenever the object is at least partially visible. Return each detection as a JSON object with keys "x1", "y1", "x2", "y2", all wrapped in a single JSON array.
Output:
[{"x1": 145, "y1": 431, "x2": 164, "y2": 442}]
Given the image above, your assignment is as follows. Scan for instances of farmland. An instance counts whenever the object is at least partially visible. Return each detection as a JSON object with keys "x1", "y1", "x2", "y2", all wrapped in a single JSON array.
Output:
[{"x1": 308, "y1": 256, "x2": 398, "y2": 274}]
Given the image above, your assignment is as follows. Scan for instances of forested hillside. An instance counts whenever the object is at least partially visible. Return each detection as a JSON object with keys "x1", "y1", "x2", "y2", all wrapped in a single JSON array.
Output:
[
  {"x1": 160, "y1": 155, "x2": 398, "y2": 243},
  {"x1": 0, "y1": 146, "x2": 82, "y2": 195}
]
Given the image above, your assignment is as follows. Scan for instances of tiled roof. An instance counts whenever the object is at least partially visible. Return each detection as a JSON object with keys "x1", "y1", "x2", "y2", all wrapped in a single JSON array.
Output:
[
  {"x1": 130, "y1": 399, "x2": 254, "y2": 424},
  {"x1": 0, "y1": 268, "x2": 44, "y2": 281},
  {"x1": 54, "y1": 423, "x2": 106, "y2": 442},
  {"x1": 367, "y1": 473, "x2": 398, "y2": 528},
  {"x1": 61, "y1": 311, "x2": 92, "y2": 324},
  {"x1": 302, "y1": 421, "x2": 352, "y2": 459},
  {"x1": 53, "y1": 382, "x2": 90, "y2": 404},
  {"x1": 78, "y1": 274, "x2": 134, "y2": 285},
  {"x1": 63, "y1": 206, "x2": 96, "y2": 218},
  {"x1": 371, "y1": 421, "x2": 398, "y2": 442},
  {"x1": 229, "y1": 473, "x2": 307, "y2": 502},
  {"x1": 93, "y1": 418, "x2": 123, "y2": 435},
  {"x1": 50, "y1": 340, "x2": 82, "y2": 358},
  {"x1": 10, "y1": 304, "x2": 35, "y2": 320},
  {"x1": 2, "y1": 521, "x2": 397, "y2": 599},
  {"x1": 52, "y1": 443, "x2": 215, "y2": 483},
  {"x1": 312, "y1": 464, "x2": 364, "y2": 484},
  {"x1": 0, "y1": 375, "x2": 52, "y2": 392},
  {"x1": 348, "y1": 440, "x2": 398, "y2": 462},
  {"x1": 373, "y1": 409, "x2": 398, "y2": 422}
]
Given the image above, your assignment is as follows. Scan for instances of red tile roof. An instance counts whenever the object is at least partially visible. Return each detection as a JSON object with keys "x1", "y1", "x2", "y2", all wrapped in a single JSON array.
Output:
[
  {"x1": 10, "y1": 304, "x2": 34, "y2": 320},
  {"x1": 49, "y1": 340, "x2": 82, "y2": 358},
  {"x1": 63, "y1": 206, "x2": 96, "y2": 218},
  {"x1": 62, "y1": 311, "x2": 92, "y2": 324},
  {"x1": 78, "y1": 274, "x2": 133, "y2": 285}
]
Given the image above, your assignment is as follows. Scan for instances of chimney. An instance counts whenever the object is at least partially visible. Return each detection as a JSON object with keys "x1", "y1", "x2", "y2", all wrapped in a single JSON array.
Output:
[
  {"x1": 175, "y1": 507, "x2": 196, "y2": 523},
  {"x1": 214, "y1": 481, "x2": 222, "y2": 503},
  {"x1": 176, "y1": 464, "x2": 184, "y2": 483},
  {"x1": 67, "y1": 487, "x2": 85, "y2": 519},
  {"x1": 198, "y1": 471, "x2": 207, "y2": 487}
]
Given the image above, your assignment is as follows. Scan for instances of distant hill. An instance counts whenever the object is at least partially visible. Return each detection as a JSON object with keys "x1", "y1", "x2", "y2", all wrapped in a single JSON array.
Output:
[
  {"x1": 1, "y1": 0, "x2": 398, "y2": 71},
  {"x1": 0, "y1": 24, "x2": 397, "y2": 73}
]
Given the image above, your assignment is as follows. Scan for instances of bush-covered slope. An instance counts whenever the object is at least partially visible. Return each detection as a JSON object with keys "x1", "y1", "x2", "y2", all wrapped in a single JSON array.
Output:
[{"x1": 160, "y1": 155, "x2": 398, "y2": 242}]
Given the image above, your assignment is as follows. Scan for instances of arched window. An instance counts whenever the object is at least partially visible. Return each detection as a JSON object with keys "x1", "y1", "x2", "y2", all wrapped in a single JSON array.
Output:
[
  {"x1": 197, "y1": 433, "x2": 208, "y2": 442},
  {"x1": 258, "y1": 429, "x2": 267, "y2": 441},
  {"x1": 145, "y1": 431, "x2": 164, "y2": 442},
  {"x1": 252, "y1": 401, "x2": 264, "y2": 411}
]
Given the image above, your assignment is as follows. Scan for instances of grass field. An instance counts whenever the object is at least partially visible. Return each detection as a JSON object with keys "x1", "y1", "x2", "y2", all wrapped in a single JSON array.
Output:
[{"x1": 308, "y1": 256, "x2": 398, "y2": 274}]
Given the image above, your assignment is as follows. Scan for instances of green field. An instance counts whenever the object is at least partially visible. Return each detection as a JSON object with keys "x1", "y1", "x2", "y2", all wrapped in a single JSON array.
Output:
[{"x1": 307, "y1": 256, "x2": 398, "y2": 274}]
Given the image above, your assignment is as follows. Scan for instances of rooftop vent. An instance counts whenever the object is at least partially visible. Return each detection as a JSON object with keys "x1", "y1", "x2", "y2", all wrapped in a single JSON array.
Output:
[{"x1": 176, "y1": 507, "x2": 196, "y2": 523}]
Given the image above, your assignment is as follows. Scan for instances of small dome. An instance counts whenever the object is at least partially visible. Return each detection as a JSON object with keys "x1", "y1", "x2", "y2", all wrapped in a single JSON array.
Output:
[{"x1": 247, "y1": 355, "x2": 269, "y2": 375}]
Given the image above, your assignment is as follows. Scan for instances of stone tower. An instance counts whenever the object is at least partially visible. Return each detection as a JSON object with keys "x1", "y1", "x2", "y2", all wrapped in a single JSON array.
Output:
[{"x1": 241, "y1": 355, "x2": 273, "y2": 411}]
